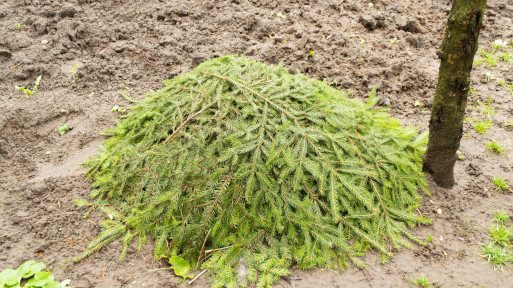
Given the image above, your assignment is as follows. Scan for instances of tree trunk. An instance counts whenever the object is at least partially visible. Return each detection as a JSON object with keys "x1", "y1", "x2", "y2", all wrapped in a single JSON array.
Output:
[{"x1": 423, "y1": 0, "x2": 487, "y2": 188}]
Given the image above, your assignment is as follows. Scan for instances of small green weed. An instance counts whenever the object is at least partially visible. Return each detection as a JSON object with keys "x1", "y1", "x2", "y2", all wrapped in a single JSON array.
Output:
[
  {"x1": 275, "y1": 12, "x2": 285, "y2": 19},
  {"x1": 476, "y1": 48, "x2": 498, "y2": 66},
  {"x1": 0, "y1": 260, "x2": 71, "y2": 287},
  {"x1": 482, "y1": 96, "x2": 498, "y2": 117},
  {"x1": 485, "y1": 71, "x2": 494, "y2": 82},
  {"x1": 58, "y1": 124, "x2": 70, "y2": 135},
  {"x1": 70, "y1": 65, "x2": 78, "y2": 83},
  {"x1": 119, "y1": 82, "x2": 139, "y2": 103},
  {"x1": 486, "y1": 141, "x2": 504, "y2": 154},
  {"x1": 465, "y1": 116, "x2": 475, "y2": 124},
  {"x1": 167, "y1": 256, "x2": 194, "y2": 280},
  {"x1": 469, "y1": 86, "x2": 477, "y2": 96},
  {"x1": 14, "y1": 23, "x2": 22, "y2": 29},
  {"x1": 474, "y1": 58, "x2": 484, "y2": 66},
  {"x1": 474, "y1": 40, "x2": 512, "y2": 67},
  {"x1": 494, "y1": 212, "x2": 511, "y2": 224},
  {"x1": 426, "y1": 233, "x2": 433, "y2": 243},
  {"x1": 493, "y1": 177, "x2": 510, "y2": 192},
  {"x1": 474, "y1": 120, "x2": 492, "y2": 134},
  {"x1": 349, "y1": 34, "x2": 366, "y2": 46},
  {"x1": 469, "y1": 95, "x2": 498, "y2": 118},
  {"x1": 479, "y1": 242, "x2": 513, "y2": 271},
  {"x1": 414, "y1": 100, "x2": 424, "y2": 107},
  {"x1": 15, "y1": 75, "x2": 42, "y2": 97},
  {"x1": 491, "y1": 39, "x2": 509, "y2": 49},
  {"x1": 489, "y1": 224, "x2": 513, "y2": 246},
  {"x1": 499, "y1": 51, "x2": 513, "y2": 64},
  {"x1": 309, "y1": 50, "x2": 315, "y2": 57},
  {"x1": 406, "y1": 274, "x2": 433, "y2": 288},
  {"x1": 502, "y1": 82, "x2": 513, "y2": 97}
]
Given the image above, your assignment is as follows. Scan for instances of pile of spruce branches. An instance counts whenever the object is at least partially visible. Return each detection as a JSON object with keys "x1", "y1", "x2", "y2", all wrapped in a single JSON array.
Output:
[{"x1": 74, "y1": 55, "x2": 430, "y2": 287}]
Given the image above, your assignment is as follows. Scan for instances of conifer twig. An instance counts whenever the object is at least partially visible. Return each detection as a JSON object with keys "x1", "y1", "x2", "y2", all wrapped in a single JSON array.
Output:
[
  {"x1": 163, "y1": 102, "x2": 216, "y2": 144},
  {"x1": 196, "y1": 229, "x2": 211, "y2": 269}
]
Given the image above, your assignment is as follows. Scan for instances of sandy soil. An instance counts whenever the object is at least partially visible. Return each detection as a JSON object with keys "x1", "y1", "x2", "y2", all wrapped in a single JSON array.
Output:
[{"x1": 1, "y1": 0, "x2": 513, "y2": 287}]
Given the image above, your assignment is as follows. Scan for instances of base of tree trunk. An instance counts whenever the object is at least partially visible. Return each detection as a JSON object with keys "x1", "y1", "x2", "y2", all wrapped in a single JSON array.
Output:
[
  {"x1": 422, "y1": 0, "x2": 486, "y2": 188},
  {"x1": 423, "y1": 149, "x2": 456, "y2": 188}
]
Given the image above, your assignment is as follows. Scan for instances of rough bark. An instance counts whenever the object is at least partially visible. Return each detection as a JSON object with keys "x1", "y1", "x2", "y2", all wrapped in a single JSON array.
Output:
[{"x1": 423, "y1": 0, "x2": 487, "y2": 188}]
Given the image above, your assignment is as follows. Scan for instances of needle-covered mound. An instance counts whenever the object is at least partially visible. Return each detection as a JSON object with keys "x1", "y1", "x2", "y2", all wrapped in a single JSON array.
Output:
[{"x1": 74, "y1": 55, "x2": 430, "y2": 287}]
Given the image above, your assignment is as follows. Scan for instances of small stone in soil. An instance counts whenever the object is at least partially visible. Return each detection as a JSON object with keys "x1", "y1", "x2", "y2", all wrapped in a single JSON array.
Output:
[
  {"x1": 379, "y1": 97, "x2": 390, "y2": 106},
  {"x1": 113, "y1": 45, "x2": 125, "y2": 53}
]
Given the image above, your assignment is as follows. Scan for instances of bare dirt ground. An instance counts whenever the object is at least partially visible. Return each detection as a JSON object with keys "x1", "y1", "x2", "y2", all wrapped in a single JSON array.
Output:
[{"x1": 1, "y1": 0, "x2": 513, "y2": 287}]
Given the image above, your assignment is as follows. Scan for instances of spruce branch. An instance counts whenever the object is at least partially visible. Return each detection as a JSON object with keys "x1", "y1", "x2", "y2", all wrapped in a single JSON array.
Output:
[{"x1": 75, "y1": 55, "x2": 430, "y2": 287}]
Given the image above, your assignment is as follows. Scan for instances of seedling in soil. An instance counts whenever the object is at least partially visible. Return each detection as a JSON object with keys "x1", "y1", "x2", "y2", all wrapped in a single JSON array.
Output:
[
  {"x1": 406, "y1": 274, "x2": 433, "y2": 288},
  {"x1": 476, "y1": 49, "x2": 498, "y2": 67},
  {"x1": 111, "y1": 105, "x2": 128, "y2": 113},
  {"x1": 485, "y1": 71, "x2": 494, "y2": 82},
  {"x1": 309, "y1": 50, "x2": 315, "y2": 57},
  {"x1": 469, "y1": 95, "x2": 499, "y2": 118},
  {"x1": 474, "y1": 40, "x2": 513, "y2": 67},
  {"x1": 494, "y1": 212, "x2": 511, "y2": 224},
  {"x1": 349, "y1": 34, "x2": 366, "y2": 46},
  {"x1": 119, "y1": 82, "x2": 139, "y2": 103},
  {"x1": 474, "y1": 58, "x2": 484, "y2": 66},
  {"x1": 486, "y1": 141, "x2": 504, "y2": 154},
  {"x1": 275, "y1": 12, "x2": 285, "y2": 19},
  {"x1": 414, "y1": 100, "x2": 424, "y2": 107},
  {"x1": 426, "y1": 233, "x2": 433, "y2": 243},
  {"x1": 14, "y1": 23, "x2": 22, "y2": 29},
  {"x1": 464, "y1": 116, "x2": 475, "y2": 124},
  {"x1": 70, "y1": 65, "x2": 78, "y2": 83},
  {"x1": 491, "y1": 39, "x2": 509, "y2": 49},
  {"x1": 474, "y1": 120, "x2": 492, "y2": 134},
  {"x1": 489, "y1": 224, "x2": 513, "y2": 247},
  {"x1": 15, "y1": 75, "x2": 42, "y2": 97},
  {"x1": 469, "y1": 86, "x2": 477, "y2": 96},
  {"x1": 501, "y1": 82, "x2": 513, "y2": 97},
  {"x1": 493, "y1": 177, "x2": 510, "y2": 192},
  {"x1": 479, "y1": 242, "x2": 513, "y2": 271},
  {"x1": 498, "y1": 51, "x2": 513, "y2": 64},
  {"x1": 58, "y1": 124, "x2": 70, "y2": 135},
  {"x1": 368, "y1": 3, "x2": 374, "y2": 8}
]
